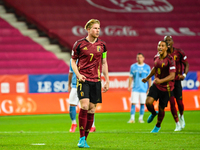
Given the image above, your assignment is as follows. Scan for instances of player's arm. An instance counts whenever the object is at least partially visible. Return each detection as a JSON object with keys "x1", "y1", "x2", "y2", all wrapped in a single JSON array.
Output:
[
  {"x1": 128, "y1": 76, "x2": 133, "y2": 92},
  {"x1": 179, "y1": 61, "x2": 189, "y2": 80},
  {"x1": 71, "y1": 58, "x2": 86, "y2": 82},
  {"x1": 148, "y1": 77, "x2": 152, "y2": 89},
  {"x1": 142, "y1": 67, "x2": 156, "y2": 83},
  {"x1": 155, "y1": 72, "x2": 175, "y2": 84},
  {"x1": 102, "y1": 53, "x2": 109, "y2": 93},
  {"x1": 68, "y1": 72, "x2": 73, "y2": 93}
]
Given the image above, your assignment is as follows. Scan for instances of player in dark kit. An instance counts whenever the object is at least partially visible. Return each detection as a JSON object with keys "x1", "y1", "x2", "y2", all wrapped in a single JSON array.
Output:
[
  {"x1": 142, "y1": 40, "x2": 176, "y2": 133},
  {"x1": 164, "y1": 36, "x2": 189, "y2": 129},
  {"x1": 71, "y1": 19, "x2": 109, "y2": 148}
]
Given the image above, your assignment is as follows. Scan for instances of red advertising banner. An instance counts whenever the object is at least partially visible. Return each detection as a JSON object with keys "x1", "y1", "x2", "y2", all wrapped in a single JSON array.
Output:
[
  {"x1": 0, "y1": 90, "x2": 200, "y2": 116},
  {"x1": 0, "y1": 75, "x2": 28, "y2": 94},
  {"x1": 0, "y1": 74, "x2": 199, "y2": 116}
]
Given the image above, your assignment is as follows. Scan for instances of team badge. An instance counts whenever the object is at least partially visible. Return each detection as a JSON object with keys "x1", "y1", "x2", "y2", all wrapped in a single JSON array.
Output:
[
  {"x1": 97, "y1": 46, "x2": 101, "y2": 52},
  {"x1": 162, "y1": 63, "x2": 165, "y2": 67},
  {"x1": 80, "y1": 91, "x2": 84, "y2": 97},
  {"x1": 174, "y1": 55, "x2": 177, "y2": 61}
]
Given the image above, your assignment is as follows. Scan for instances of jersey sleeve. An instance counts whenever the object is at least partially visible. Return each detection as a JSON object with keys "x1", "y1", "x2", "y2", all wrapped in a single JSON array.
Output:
[
  {"x1": 103, "y1": 41, "x2": 107, "y2": 52},
  {"x1": 71, "y1": 41, "x2": 80, "y2": 60},
  {"x1": 179, "y1": 49, "x2": 188, "y2": 63},
  {"x1": 168, "y1": 56, "x2": 176, "y2": 73}
]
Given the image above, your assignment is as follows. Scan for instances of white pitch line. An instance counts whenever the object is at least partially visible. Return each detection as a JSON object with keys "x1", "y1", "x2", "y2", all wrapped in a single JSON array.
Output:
[
  {"x1": 0, "y1": 131, "x2": 199, "y2": 134},
  {"x1": 31, "y1": 143, "x2": 46, "y2": 145}
]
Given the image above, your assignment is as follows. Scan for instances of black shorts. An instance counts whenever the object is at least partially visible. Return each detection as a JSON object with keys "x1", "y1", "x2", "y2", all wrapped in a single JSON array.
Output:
[
  {"x1": 77, "y1": 80, "x2": 102, "y2": 104},
  {"x1": 173, "y1": 80, "x2": 182, "y2": 100},
  {"x1": 147, "y1": 84, "x2": 173, "y2": 109}
]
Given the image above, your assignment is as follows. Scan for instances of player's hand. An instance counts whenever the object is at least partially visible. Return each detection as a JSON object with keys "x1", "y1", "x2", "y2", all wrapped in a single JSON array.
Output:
[
  {"x1": 155, "y1": 78, "x2": 162, "y2": 84},
  {"x1": 78, "y1": 74, "x2": 86, "y2": 82},
  {"x1": 128, "y1": 87, "x2": 132, "y2": 92},
  {"x1": 68, "y1": 85, "x2": 71, "y2": 93},
  {"x1": 103, "y1": 81, "x2": 109, "y2": 93},
  {"x1": 179, "y1": 75, "x2": 185, "y2": 80},
  {"x1": 142, "y1": 78, "x2": 148, "y2": 83}
]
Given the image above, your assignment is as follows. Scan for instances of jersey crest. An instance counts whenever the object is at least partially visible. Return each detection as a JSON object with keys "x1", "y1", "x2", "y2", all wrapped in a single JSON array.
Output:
[
  {"x1": 174, "y1": 55, "x2": 177, "y2": 61},
  {"x1": 97, "y1": 46, "x2": 101, "y2": 52}
]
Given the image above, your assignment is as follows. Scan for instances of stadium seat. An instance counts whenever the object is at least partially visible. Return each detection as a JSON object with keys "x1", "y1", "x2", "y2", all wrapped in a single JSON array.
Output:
[
  {"x1": 0, "y1": 17, "x2": 69, "y2": 74},
  {"x1": 3, "y1": 0, "x2": 200, "y2": 72}
]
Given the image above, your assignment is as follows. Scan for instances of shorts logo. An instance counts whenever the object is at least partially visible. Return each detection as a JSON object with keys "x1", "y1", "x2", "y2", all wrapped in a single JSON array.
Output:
[
  {"x1": 80, "y1": 91, "x2": 84, "y2": 97},
  {"x1": 86, "y1": 0, "x2": 173, "y2": 13},
  {"x1": 97, "y1": 46, "x2": 101, "y2": 52}
]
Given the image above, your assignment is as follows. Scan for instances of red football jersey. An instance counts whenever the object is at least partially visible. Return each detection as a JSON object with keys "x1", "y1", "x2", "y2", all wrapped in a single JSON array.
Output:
[
  {"x1": 170, "y1": 47, "x2": 188, "y2": 80},
  {"x1": 154, "y1": 54, "x2": 176, "y2": 91},
  {"x1": 71, "y1": 38, "x2": 107, "y2": 82}
]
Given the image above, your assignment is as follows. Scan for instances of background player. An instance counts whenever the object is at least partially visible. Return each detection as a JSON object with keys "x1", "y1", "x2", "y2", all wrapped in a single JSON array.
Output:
[
  {"x1": 128, "y1": 53, "x2": 151, "y2": 123},
  {"x1": 164, "y1": 36, "x2": 189, "y2": 129},
  {"x1": 142, "y1": 40, "x2": 176, "y2": 133},
  {"x1": 71, "y1": 19, "x2": 109, "y2": 148},
  {"x1": 68, "y1": 58, "x2": 79, "y2": 132}
]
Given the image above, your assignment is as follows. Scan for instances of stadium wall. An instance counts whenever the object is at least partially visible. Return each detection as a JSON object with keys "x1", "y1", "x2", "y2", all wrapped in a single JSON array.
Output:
[{"x1": 0, "y1": 72, "x2": 200, "y2": 116}]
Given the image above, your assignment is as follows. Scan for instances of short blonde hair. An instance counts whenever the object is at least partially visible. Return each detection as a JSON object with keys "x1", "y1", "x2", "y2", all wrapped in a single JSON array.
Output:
[{"x1": 84, "y1": 19, "x2": 100, "y2": 30}]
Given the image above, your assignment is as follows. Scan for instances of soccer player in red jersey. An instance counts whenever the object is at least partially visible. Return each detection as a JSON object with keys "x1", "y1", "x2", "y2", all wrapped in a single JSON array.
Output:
[
  {"x1": 71, "y1": 19, "x2": 109, "y2": 148},
  {"x1": 142, "y1": 40, "x2": 176, "y2": 133},
  {"x1": 164, "y1": 36, "x2": 189, "y2": 129}
]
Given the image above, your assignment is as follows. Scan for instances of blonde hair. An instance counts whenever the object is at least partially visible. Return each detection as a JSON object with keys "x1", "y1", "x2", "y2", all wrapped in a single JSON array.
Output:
[{"x1": 84, "y1": 19, "x2": 100, "y2": 30}]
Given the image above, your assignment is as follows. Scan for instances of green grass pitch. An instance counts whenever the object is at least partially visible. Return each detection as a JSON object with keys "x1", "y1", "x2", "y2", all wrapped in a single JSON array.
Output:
[{"x1": 0, "y1": 111, "x2": 200, "y2": 150}]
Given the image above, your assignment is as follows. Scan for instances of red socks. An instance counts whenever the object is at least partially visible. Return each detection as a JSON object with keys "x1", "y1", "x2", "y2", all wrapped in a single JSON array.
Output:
[
  {"x1": 177, "y1": 99, "x2": 184, "y2": 116},
  {"x1": 156, "y1": 109, "x2": 165, "y2": 127},
  {"x1": 78, "y1": 109, "x2": 88, "y2": 138},
  {"x1": 85, "y1": 113, "x2": 94, "y2": 140},
  {"x1": 170, "y1": 96, "x2": 179, "y2": 122},
  {"x1": 78, "y1": 109, "x2": 94, "y2": 139}
]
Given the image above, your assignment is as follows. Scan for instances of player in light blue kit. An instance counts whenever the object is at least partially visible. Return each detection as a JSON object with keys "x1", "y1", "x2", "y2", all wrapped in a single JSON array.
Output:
[
  {"x1": 68, "y1": 58, "x2": 79, "y2": 132},
  {"x1": 128, "y1": 53, "x2": 151, "y2": 123},
  {"x1": 68, "y1": 58, "x2": 96, "y2": 132}
]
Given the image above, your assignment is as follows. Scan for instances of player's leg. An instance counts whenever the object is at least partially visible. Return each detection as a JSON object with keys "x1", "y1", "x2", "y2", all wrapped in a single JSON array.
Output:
[
  {"x1": 151, "y1": 105, "x2": 164, "y2": 133},
  {"x1": 146, "y1": 96, "x2": 158, "y2": 123},
  {"x1": 177, "y1": 99, "x2": 185, "y2": 128},
  {"x1": 175, "y1": 80, "x2": 185, "y2": 128},
  {"x1": 128, "y1": 92, "x2": 139, "y2": 123},
  {"x1": 69, "y1": 104, "x2": 77, "y2": 132},
  {"x1": 83, "y1": 81, "x2": 102, "y2": 148},
  {"x1": 169, "y1": 95, "x2": 181, "y2": 131},
  {"x1": 90, "y1": 117, "x2": 96, "y2": 132},
  {"x1": 77, "y1": 98, "x2": 89, "y2": 147},
  {"x1": 69, "y1": 88, "x2": 79, "y2": 132},
  {"x1": 138, "y1": 93, "x2": 146, "y2": 123},
  {"x1": 151, "y1": 90, "x2": 172, "y2": 133},
  {"x1": 85, "y1": 102, "x2": 96, "y2": 140},
  {"x1": 77, "y1": 81, "x2": 90, "y2": 148},
  {"x1": 146, "y1": 85, "x2": 159, "y2": 123}
]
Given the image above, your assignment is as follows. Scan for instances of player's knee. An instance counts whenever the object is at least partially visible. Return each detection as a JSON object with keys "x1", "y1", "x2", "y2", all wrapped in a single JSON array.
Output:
[
  {"x1": 145, "y1": 98, "x2": 153, "y2": 106},
  {"x1": 81, "y1": 105, "x2": 89, "y2": 110}
]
